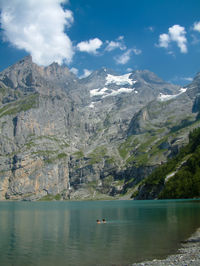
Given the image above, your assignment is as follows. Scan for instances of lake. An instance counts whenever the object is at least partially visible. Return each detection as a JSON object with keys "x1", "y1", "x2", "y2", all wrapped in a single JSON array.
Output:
[{"x1": 0, "y1": 199, "x2": 200, "y2": 265}]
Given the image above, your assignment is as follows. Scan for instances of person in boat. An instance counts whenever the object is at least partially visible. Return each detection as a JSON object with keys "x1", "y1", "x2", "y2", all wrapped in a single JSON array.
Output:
[
  {"x1": 96, "y1": 219, "x2": 101, "y2": 224},
  {"x1": 102, "y1": 219, "x2": 106, "y2": 223}
]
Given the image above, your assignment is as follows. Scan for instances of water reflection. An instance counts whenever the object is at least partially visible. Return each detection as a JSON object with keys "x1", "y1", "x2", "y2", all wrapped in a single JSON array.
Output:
[{"x1": 0, "y1": 200, "x2": 200, "y2": 265}]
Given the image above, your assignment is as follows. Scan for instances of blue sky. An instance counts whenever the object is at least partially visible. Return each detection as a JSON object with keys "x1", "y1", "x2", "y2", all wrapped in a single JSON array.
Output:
[{"x1": 0, "y1": 0, "x2": 200, "y2": 84}]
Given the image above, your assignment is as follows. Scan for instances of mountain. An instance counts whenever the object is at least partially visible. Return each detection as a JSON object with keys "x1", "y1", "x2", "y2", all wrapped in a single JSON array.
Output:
[{"x1": 0, "y1": 56, "x2": 199, "y2": 201}]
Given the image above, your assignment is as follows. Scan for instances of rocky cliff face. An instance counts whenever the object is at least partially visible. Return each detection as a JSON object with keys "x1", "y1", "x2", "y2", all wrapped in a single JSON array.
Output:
[{"x1": 0, "y1": 56, "x2": 199, "y2": 200}]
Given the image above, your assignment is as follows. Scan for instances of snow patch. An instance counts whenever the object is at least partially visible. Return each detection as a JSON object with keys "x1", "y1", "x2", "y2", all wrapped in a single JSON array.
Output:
[
  {"x1": 179, "y1": 87, "x2": 187, "y2": 93},
  {"x1": 158, "y1": 94, "x2": 177, "y2": 101},
  {"x1": 90, "y1": 73, "x2": 139, "y2": 99},
  {"x1": 158, "y1": 87, "x2": 187, "y2": 102},
  {"x1": 113, "y1": 87, "x2": 133, "y2": 94},
  {"x1": 90, "y1": 87, "x2": 108, "y2": 97},
  {"x1": 104, "y1": 87, "x2": 133, "y2": 97},
  {"x1": 105, "y1": 73, "x2": 136, "y2": 86},
  {"x1": 89, "y1": 102, "x2": 95, "y2": 108},
  {"x1": 90, "y1": 86, "x2": 135, "y2": 98}
]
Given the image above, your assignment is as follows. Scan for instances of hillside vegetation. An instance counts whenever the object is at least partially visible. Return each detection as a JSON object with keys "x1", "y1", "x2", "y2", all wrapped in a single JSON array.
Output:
[{"x1": 135, "y1": 127, "x2": 200, "y2": 199}]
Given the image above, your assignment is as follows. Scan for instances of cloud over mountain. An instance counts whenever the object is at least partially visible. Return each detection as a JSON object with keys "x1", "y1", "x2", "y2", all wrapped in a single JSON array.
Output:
[
  {"x1": 0, "y1": 0, "x2": 74, "y2": 66},
  {"x1": 158, "y1": 24, "x2": 187, "y2": 53}
]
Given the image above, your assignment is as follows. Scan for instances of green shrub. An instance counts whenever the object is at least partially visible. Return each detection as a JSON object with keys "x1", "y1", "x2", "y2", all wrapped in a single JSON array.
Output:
[
  {"x1": 73, "y1": 150, "x2": 84, "y2": 159},
  {"x1": 39, "y1": 194, "x2": 62, "y2": 201}
]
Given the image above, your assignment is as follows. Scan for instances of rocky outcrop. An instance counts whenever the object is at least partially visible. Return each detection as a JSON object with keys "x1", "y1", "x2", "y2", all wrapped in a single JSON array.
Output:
[{"x1": 0, "y1": 56, "x2": 199, "y2": 200}]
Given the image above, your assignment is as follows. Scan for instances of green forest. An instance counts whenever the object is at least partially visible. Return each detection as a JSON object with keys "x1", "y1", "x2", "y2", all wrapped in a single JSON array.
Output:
[{"x1": 139, "y1": 127, "x2": 200, "y2": 199}]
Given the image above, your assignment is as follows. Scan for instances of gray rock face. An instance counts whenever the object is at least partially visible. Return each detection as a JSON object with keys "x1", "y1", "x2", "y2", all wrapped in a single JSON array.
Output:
[{"x1": 0, "y1": 56, "x2": 199, "y2": 200}]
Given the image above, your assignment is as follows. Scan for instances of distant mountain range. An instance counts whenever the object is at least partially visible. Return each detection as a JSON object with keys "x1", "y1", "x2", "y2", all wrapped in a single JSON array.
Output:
[{"x1": 0, "y1": 56, "x2": 200, "y2": 200}]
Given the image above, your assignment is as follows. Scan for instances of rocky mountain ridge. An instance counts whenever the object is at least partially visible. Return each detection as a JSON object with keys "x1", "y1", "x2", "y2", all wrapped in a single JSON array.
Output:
[{"x1": 0, "y1": 56, "x2": 199, "y2": 200}]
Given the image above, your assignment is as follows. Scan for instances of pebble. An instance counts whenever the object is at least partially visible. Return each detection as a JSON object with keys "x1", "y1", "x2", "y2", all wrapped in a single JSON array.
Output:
[{"x1": 132, "y1": 229, "x2": 200, "y2": 266}]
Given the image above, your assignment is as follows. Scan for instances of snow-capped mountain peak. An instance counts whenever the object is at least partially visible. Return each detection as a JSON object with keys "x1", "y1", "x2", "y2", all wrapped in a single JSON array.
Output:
[{"x1": 88, "y1": 72, "x2": 138, "y2": 100}]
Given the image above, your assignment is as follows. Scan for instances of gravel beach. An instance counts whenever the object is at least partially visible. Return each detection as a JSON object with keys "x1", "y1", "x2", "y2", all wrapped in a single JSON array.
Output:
[{"x1": 132, "y1": 228, "x2": 200, "y2": 266}]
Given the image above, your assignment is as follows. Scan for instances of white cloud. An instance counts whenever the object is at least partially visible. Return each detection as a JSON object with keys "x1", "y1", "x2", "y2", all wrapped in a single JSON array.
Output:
[
  {"x1": 114, "y1": 49, "x2": 132, "y2": 64},
  {"x1": 133, "y1": 48, "x2": 142, "y2": 55},
  {"x1": 182, "y1": 77, "x2": 193, "y2": 82},
  {"x1": 70, "y1": 67, "x2": 78, "y2": 76},
  {"x1": 76, "y1": 38, "x2": 103, "y2": 54},
  {"x1": 148, "y1": 26, "x2": 155, "y2": 32},
  {"x1": 159, "y1": 33, "x2": 170, "y2": 48},
  {"x1": 117, "y1": 36, "x2": 124, "y2": 41},
  {"x1": 105, "y1": 36, "x2": 126, "y2": 52},
  {"x1": 79, "y1": 69, "x2": 92, "y2": 79},
  {"x1": 191, "y1": 34, "x2": 200, "y2": 45},
  {"x1": 105, "y1": 40, "x2": 126, "y2": 52},
  {"x1": 64, "y1": 10, "x2": 74, "y2": 28},
  {"x1": 167, "y1": 50, "x2": 175, "y2": 57},
  {"x1": 193, "y1": 21, "x2": 200, "y2": 32},
  {"x1": 158, "y1": 24, "x2": 187, "y2": 53},
  {"x1": 169, "y1": 25, "x2": 187, "y2": 53},
  {"x1": 0, "y1": 0, "x2": 74, "y2": 66},
  {"x1": 114, "y1": 47, "x2": 142, "y2": 65}
]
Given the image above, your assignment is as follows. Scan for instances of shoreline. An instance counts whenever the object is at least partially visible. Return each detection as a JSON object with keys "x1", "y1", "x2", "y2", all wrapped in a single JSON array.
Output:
[{"x1": 133, "y1": 228, "x2": 200, "y2": 266}]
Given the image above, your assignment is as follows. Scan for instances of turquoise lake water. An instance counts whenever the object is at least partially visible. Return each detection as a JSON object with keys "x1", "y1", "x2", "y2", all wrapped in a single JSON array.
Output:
[{"x1": 0, "y1": 199, "x2": 200, "y2": 265}]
